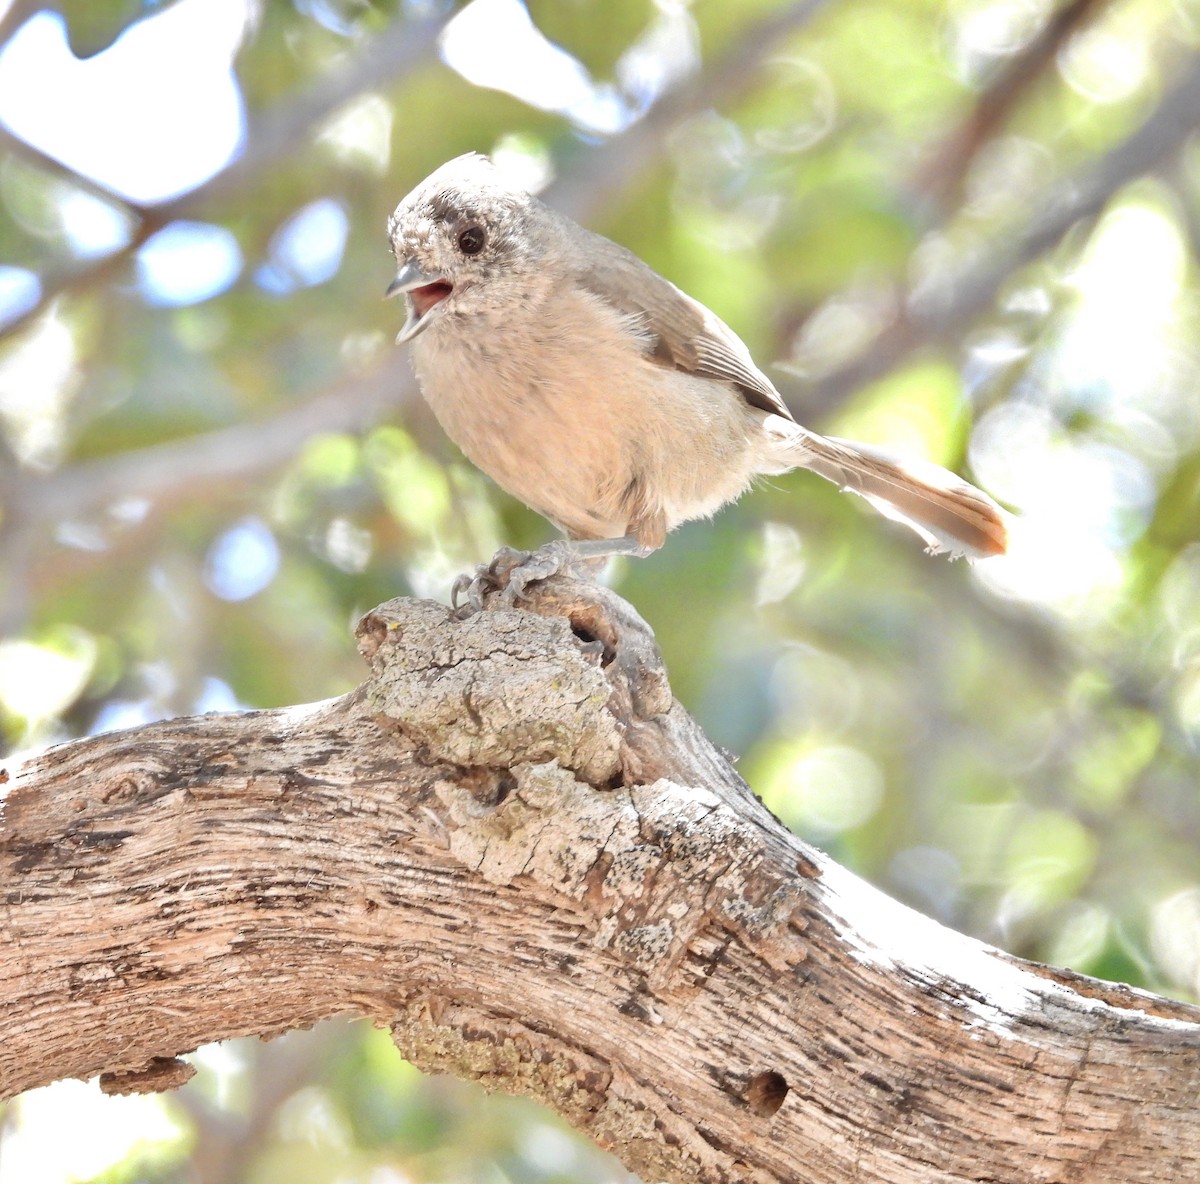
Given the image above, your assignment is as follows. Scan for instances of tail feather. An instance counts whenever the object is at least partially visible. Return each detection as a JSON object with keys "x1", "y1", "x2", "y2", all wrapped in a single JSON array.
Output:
[{"x1": 787, "y1": 431, "x2": 1009, "y2": 559}]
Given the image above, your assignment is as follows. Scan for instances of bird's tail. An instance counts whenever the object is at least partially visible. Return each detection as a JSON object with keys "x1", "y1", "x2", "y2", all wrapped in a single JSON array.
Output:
[{"x1": 775, "y1": 426, "x2": 1009, "y2": 559}]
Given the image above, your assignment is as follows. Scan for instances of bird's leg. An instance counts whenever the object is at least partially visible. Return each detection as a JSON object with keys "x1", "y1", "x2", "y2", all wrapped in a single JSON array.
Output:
[{"x1": 451, "y1": 536, "x2": 652, "y2": 613}]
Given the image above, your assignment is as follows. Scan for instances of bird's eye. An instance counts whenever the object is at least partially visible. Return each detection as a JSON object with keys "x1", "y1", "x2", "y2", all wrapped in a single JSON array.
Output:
[{"x1": 457, "y1": 225, "x2": 486, "y2": 256}]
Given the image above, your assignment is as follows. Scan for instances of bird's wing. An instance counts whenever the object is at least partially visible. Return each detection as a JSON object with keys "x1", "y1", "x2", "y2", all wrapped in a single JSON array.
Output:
[{"x1": 567, "y1": 222, "x2": 794, "y2": 422}]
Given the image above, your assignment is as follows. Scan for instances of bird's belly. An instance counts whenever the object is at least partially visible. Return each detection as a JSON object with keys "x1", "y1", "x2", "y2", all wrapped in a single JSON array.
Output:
[
  {"x1": 411, "y1": 309, "x2": 762, "y2": 540},
  {"x1": 412, "y1": 330, "x2": 629, "y2": 537}
]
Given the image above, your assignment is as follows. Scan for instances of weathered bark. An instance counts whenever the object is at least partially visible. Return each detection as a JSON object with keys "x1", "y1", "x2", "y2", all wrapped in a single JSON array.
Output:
[{"x1": 2, "y1": 576, "x2": 1198, "y2": 1183}]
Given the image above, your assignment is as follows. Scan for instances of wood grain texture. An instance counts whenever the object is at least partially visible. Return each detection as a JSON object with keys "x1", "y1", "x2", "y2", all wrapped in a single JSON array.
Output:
[{"x1": 3, "y1": 577, "x2": 1198, "y2": 1182}]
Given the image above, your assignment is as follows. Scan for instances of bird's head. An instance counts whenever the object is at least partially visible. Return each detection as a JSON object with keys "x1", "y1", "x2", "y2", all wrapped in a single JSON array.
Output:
[{"x1": 385, "y1": 153, "x2": 547, "y2": 342}]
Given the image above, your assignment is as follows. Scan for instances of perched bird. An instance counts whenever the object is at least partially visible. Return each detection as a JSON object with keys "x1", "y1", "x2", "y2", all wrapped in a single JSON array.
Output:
[{"x1": 386, "y1": 154, "x2": 1007, "y2": 604}]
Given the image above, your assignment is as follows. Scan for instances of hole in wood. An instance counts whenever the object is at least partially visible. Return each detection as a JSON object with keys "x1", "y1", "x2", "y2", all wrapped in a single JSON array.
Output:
[
  {"x1": 459, "y1": 767, "x2": 515, "y2": 806},
  {"x1": 567, "y1": 609, "x2": 615, "y2": 666},
  {"x1": 745, "y1": 1069, "x2": 789, "y2": 1117},
  {"x1": 570, "y1": 618, "x2": 599, "y2": 646}
]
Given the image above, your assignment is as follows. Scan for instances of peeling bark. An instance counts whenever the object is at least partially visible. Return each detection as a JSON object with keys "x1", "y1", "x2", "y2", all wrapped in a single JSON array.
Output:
[{"x1": 2, "y1": 577, "x2": 1198, "y2": 1183}]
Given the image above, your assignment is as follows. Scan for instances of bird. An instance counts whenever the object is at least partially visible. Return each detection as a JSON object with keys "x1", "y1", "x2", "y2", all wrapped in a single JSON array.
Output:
[{"x1": 385, "y1": 153, "x2": 1008, "y2": 606}]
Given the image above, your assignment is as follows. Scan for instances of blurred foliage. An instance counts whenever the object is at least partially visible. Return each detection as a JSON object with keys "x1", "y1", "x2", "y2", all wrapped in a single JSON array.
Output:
[{"x1": 2, "y1": 0, "x2": 1200, "y2": 1180}]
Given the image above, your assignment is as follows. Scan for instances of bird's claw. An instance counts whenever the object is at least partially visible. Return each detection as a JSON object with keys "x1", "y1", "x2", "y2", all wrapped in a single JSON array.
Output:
[
  {"x1": 449, "y1": 570, "x2": 482, "y2": 613},
  {"x1": 450, "y1": 542, "x2": 579, "y2": 612},
  {"x1": 450, "y1": 547, "x2": 528, "y2": 612}
]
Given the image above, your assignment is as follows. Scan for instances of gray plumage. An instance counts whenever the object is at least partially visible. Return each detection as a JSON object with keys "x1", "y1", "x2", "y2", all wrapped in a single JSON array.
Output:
[{"x1": 386, "y1": 153, "x2": 1008, "y2": 563}]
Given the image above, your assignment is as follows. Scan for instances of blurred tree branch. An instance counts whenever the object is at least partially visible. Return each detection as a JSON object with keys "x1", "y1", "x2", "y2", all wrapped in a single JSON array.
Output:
[
  {"x1": 909, "y1": 0, "x2": 1109, "y2": 221},
  {"x1": 0, "y1": 0, "x2": 41, "y2": 52},
  {"x1": 3, "y1": 578, "x2": 1198, "y2": 1182},
  {"x1": 774, "y1": 0, "x2": 1109, "y2": 360},
  {"x1": 0, "y1": 0, "x2": 832, "y2": 344},
  {"x1": 171, "y1": 1024, "x2": 352, "y2": 1182},
  {"x1": 0, "y1": 124, "x2": 138, "y2": 210},
  {"x1": 798, "y1": 49, "x2": 1200, "y2": 413},
  {"x1": 0, "y1": 351, "x2": 415, "y2": 630},
  {"x1": 0, "y1": 9, "x2": 448, "y2": 343},
  {"x1": 0, "y1": 0, "x2": 837, "y2": 343},
  {"x1": 547, "y1": 0, "x2": 835, "y2": 222}
]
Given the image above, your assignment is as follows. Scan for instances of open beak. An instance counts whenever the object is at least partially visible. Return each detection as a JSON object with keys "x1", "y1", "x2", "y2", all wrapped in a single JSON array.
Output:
[{"x1": 385, "y1": 258, "x2": 453, "y2": 343}]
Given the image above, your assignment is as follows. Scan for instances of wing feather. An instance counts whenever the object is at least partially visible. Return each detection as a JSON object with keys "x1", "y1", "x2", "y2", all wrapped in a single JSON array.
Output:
[{"x1": 564, "y1": 221, "x2": 794, "y2": 422}]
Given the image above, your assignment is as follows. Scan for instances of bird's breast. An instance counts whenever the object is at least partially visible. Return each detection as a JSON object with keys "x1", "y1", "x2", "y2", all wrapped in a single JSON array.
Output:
[{"x1": 409, "y1": 289, "x2": 762, "y2": 539}]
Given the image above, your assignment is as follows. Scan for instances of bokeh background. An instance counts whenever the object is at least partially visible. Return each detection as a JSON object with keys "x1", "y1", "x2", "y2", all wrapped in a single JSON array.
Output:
[{"x1": 3, "y1": 0, "x2": 1200, "y2": 1180}]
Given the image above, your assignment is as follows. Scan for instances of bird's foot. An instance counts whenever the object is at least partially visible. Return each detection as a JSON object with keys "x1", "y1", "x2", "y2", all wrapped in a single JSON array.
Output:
[{"x1": 451, "y1": 541, "x2": 588, "y2": 613}]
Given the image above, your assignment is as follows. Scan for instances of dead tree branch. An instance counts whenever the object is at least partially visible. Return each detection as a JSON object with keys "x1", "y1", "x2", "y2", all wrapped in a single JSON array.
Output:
[{"x1": 3, "y1": 578, "x2": 1198, "y2": 1183}]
